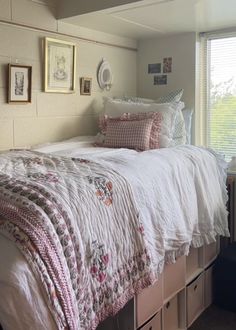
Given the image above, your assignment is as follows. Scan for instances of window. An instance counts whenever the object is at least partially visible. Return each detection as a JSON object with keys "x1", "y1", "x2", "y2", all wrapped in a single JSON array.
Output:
[{"x1": 199, "y1": 33, "x2": 236, "y2": 161}]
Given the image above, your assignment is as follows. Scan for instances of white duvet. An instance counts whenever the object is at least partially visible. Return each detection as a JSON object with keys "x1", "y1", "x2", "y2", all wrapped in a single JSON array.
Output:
[{"x1": 0, "y1": 137, "x2": 229, "y2": 330}]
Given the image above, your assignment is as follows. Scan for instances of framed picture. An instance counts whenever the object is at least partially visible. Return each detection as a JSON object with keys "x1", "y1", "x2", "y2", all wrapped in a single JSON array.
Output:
[
  {"x1": 154, "y1": 75, "x2": 167, "y2": 85},
  {"x1": 148, "y1": 63, "x2": 161, "y2": 74},
  {"x1": 8, "y1": 64, "x2": 32, "y2": 103},
  {"x1": 44, "y1": 37, "x2": 76, "y2": 93},
  {"x1": 80, "y1": 77, "x2": 92, "y2": 95}
]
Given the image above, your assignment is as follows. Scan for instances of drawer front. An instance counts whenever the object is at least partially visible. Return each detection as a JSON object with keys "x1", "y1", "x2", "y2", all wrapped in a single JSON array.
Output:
[
  {"x1": 186, "y1": 247, "x2": 200, "y2": 280},
  {"x1": 204, "y1": 241, "x2": 218, "y2": 266},
  {"x1": 163, "y1": 294, "x2": 178, "y2": 330},
  {"x1": 136, "y1": 275, "x2": 163, "y2": 327},
  {"x1": 140, "y1": 312, "x2": 161, "y2": 330},
  {"x1": 164, "y1": 256, "x2": 185, "y2": 300},
  {"x1": 187, "y1": 273, "x2": 204, "y2": 327},
  {"x1": 204, "y1": 266, "x2": 213, "y2": 309}
]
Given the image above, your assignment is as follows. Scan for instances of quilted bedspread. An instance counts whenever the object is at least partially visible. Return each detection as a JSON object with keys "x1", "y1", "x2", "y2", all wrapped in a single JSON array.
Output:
[{"x1": 0, "y1": 145, "x2": 230, "y2": 330}]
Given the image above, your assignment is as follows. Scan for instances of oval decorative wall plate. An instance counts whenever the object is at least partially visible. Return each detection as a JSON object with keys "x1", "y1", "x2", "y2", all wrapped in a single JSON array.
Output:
[{"x1": 97, "y1": 58, "x2": 113, "y2": 90}]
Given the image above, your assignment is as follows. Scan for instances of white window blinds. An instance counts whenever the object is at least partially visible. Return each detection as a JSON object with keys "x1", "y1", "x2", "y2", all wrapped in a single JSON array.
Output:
[{"x1": 199, "y1": 33, "x2": 236, "y2": 161}]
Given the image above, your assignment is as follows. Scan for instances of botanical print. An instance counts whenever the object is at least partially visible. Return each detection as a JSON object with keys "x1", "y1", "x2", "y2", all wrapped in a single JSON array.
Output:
[
  {"x1": 163, "y1": 57, "x2": 172, "y2": 73},
  {"x1": 15, "y1": 72, "x2": 24, "y2": 95},
  {"x1": 148, "y1": 63, "x2": 161, "y2": 74},
  {"x1": 8, "y1": 65, "x2": 31, "y2": 103},
  {"x1": 154, "y1": 74, "x2": 167, "y2": 85}
]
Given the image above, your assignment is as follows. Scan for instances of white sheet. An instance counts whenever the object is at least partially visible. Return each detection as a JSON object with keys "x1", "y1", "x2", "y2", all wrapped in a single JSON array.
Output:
[{"x1": 0, "y1": 137, "x2": 229, "y2": 330}]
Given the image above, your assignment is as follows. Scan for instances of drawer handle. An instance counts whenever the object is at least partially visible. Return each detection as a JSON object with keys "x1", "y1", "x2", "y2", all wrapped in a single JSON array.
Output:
[
  {"x1": 166, "y1": 301, "x2": 170, "y2": 309},
  {"x1": 194, "y1": 284, "x2": 198, "y2": 291}
]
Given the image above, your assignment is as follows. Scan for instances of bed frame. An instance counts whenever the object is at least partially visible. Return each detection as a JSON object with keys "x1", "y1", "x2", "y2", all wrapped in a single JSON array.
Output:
[{"x1": 98, "y1": 240, "x2": 219, "y2": 330}]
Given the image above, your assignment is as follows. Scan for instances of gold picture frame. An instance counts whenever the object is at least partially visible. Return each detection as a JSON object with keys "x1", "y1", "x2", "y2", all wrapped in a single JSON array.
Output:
[
  {"x1": 80, "y1": 77, "x2": 92, "y2": 95},
  {"x1": 44, "y1": 37, "x2": 76, "y2": 93},
  {"x1": 8, "y1": 64, "x2": 32, "y2": 103}
]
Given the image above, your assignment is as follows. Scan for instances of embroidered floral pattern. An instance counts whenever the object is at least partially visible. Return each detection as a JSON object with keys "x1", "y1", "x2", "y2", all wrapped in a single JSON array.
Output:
[
  {"x1": 89, "y1": 241, "x2": 109, "y2": 283},
  {"x1": 138, "y1": 222, "x2": 145, "y2": 235},
  {"x1": 23, "y1": 157, "x2": 44, "y2": 167},
  {"x1": 88, "y1": 176, "x2": 113, "y2": 206},
  {"x1": 28, "y1": 172, "x2": 59, "y2": 183},
  {"x1": 72, "y1": 158, "x2": 90, "y2": 164}
]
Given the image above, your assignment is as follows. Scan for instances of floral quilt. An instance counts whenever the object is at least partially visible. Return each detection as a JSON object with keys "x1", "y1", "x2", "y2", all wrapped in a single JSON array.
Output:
[{"x1": 0, "y1": 150, "x2": 154, "y2": 330}]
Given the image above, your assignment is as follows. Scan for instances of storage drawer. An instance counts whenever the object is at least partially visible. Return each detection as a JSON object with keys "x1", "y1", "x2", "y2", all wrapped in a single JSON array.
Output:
[
  {"x1": 186, "y1": 247, "x2": 203, "y2": 283},
  {"x1": 136, "y1": 275, "x2": 163, "y2": 327},
  {"x1": 204, "y1": 241, "x2": 218, "y2": 267},
  {"x1": 204, "y1": 266, "x2": 213, "y2": 309},
  {"x1": 164, "y1": 256, "x2": 185, "y2": 300},
  {"x1": 163, "y1": 294, "x2": 178, "y2": 330},
  {"x1": 187, "y1": 273, "x2": 204, "y2": 327},
  {"x1": 140, "y1": 312, "x2": 161, "y2": 330}
]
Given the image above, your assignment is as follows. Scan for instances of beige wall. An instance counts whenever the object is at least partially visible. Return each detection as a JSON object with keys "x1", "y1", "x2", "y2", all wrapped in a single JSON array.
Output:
[
  {"x1": 0, "y1": 0, "x2": 137, "y2": 150},
  {"x1": 137, "y1": 33, "x2": 196, "y2": 110}
]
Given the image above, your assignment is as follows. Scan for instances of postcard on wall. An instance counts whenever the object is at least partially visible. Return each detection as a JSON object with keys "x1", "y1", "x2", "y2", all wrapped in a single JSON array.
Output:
[
  {"x1": 44, "y1": 38, "x2": 76, "y2": 93},
  {"x1": 154, "y1": 75, "x2": 167, "y2": 85},
  {"x1": 163, "y1": 57, "x2": 172, "y2": 73},
  {"x1": 8, "y1": 64, "x2": 32, "y2": 103},
  {"x1": 148, "y1": 63, "x2": 161, "y2": 74}
]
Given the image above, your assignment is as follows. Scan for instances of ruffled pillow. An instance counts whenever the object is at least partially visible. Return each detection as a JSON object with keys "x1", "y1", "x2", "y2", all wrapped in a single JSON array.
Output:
[{"x1": 103, "y1": 115, "x2": 161, "y2": 151}]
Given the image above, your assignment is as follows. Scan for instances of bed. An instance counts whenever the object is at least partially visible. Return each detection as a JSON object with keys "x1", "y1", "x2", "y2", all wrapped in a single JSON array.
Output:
[{"x1": 0, "y1": 135, "x2": 229, "y2": 330}]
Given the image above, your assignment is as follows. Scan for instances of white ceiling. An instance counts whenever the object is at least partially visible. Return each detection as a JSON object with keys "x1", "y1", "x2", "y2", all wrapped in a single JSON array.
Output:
[{"x1": 62, "y1": 0, "x2": 236, "y2": 39}]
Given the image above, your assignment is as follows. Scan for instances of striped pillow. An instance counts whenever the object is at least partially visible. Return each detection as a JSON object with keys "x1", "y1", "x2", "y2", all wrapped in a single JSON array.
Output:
[{"x1": 103, "y1": 115, "x2": 161, "y2": 151}]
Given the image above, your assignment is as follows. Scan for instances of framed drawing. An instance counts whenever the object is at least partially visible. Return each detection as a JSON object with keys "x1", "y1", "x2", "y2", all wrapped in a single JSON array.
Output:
[
  {"x1": 8, "y1": 64, "x2": 32, "y2": 103},
  {"x1": 44, "y1": 37, "x2": 76, "y2": 93},
  {"x1": 80, "y1": 77, "x2": 92, "y2": 95}
]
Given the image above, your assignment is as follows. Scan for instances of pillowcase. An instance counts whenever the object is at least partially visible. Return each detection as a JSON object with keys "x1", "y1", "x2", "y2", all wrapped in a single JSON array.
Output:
[
  {"x1": 156, "y1": 91, "x2": 186, "y2": 146},
  {"x1": 114, "y1": 89, "x2": 184, "y2": 104},
  {"x1": 156, "y1": 89, "x2": 184, "y2": 103},
  {"x1": 113, "y1": 96, "x2": 154, "y2": 104},
  {"x1": 182, "y1": 108, "x2": 193, "y2": 144},
  {"x1": 102, "y1": 98, "x2": 177, "y2": 147},
  {"x1": 106, "y1": 91, "x2": 186, "y2": 146},
  {"x1": 104, "y1": 117, "x2": 160, "y2": 151}
]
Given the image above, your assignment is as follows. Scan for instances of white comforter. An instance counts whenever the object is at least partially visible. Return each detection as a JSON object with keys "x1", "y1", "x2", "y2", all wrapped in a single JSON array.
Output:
[{"x1": 0, "y1": 137, "x2": 229, "y2": 330}]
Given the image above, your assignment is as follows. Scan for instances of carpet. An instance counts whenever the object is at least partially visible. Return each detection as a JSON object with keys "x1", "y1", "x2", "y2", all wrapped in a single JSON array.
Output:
[{"x1": 189, "y1": 305, "x2": 236, "y2": 330}]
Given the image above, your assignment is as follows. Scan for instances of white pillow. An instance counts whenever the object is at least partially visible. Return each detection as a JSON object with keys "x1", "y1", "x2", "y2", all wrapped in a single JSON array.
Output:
[
  {"x1": 157, "y1": 89, "x2": 184, "y2": 103},
  {"x1": 103, "y1": 97, "x2": 177, "y2": 148},
  {"x1": 111, "y1": 92, "x2": 186, "y2": 146}
]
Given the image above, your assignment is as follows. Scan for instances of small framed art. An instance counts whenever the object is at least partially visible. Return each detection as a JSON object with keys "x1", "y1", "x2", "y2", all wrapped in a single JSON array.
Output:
[
  {"x1": 80, "y1": 77, "x2": 92, "y2": 95},
  {"x1": 154, "y1": 75, "x2": 167, "y2": 85},
  {"x1": 148, "y1": 63, "x2": 161, "y2": 74},
  {"x1": 8, "y1": 64, "x2": 32, "y2": 103},
  {"x1": 163, "y1": 57, "x2": 172, "y2": 73},
  {"x1": 44, "y1": 37, "x2": 76, "y2": 93}
]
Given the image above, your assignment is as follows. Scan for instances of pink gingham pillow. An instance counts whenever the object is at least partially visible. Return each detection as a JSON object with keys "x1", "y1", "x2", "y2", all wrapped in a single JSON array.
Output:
[
  {"x1": 103, "y1": 118, "x2": 154, "y2": 151},
  {"x1": 103, "y1": 113, "x2": 162, "y2": 151},
  {"x1": 98, "y1": 112, "x2": 162, "y2": 149}
]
